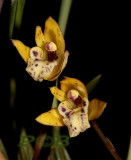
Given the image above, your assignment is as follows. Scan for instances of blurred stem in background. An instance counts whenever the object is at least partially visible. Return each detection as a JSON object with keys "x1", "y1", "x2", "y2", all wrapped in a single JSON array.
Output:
[
  {"x1": 8, "y1": 0, "x2": 25, "y2": 134},
  {"x1": 10, "y1": 78, "x2": 17, "y2": 131},
  {"x1": 9, "y1": 0, "x2": 25, "y2": 39},
  {"x1": 10, "y1": 78, "x2": 16, "y2": 109},
  {"x1": 9, "y1": 0, "x2": 25, "y2": 129}
]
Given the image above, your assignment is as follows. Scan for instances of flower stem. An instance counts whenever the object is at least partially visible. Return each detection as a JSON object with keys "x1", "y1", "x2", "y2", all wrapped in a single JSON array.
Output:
[
  {"x1": 52, "y1": 0, "x2": 73, "y2": 138},
  {"x1": 90, "y1": 120, "x2": 123, "y2": 160}
]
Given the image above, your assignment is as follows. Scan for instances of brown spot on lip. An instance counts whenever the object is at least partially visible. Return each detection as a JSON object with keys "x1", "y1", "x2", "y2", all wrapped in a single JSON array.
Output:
[
  {"x1": 74, "y1": 96, "x2": 83, "y2": 106},
  {"x1": 48, "y1": 51, "x2": 58, "y2": 62}
]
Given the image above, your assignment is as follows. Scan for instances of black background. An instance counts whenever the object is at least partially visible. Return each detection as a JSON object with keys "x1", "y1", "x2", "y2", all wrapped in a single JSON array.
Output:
[{"x1": 0, "y1": 0, "x2": 130, "y2": 160}]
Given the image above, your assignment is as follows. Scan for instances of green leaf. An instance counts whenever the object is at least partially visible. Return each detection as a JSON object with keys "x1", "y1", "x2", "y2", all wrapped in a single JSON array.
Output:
[
  {"x1": 15, "y1": 0, "x2": 25, "y2": 29},
  {"x1": 127, "y1": 136, "x2": 131, "y2": 160},
  {"x1": 55, "y1": 147, "x2": 71, "y2": 160},
  {"x1": 49, "y1": 149, "x2": 56, "y2": 160},
  {"x1": 49, "y1": 147, "x2": 71, "y2": 160},
  {"x1": 9, "y1": 0, "x2": 17, "y2": 39},
  {"x1": 17, "y1": 128, "x2": 34, "y2": 160},
  {"x1": 86, "y1": 74, "x2": 102, "y2": 94},
  {"x1": 0, "y1": 139, "x2": 9, "y2": 160},
  {"x1": 58, "y1": 0, "x2": 73, "y2": 35},
  {"x1": 9, "y1": 0, "x2": 25, "y2": 38}
]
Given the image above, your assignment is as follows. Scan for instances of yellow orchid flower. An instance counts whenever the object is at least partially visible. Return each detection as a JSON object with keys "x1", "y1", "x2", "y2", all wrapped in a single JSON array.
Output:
[
  {"x1": 11, "y1": 17, "x2": 69, "y2": 82},
  {"x1": 36, "y1": 77, "x2": 107, "y2": 137}
]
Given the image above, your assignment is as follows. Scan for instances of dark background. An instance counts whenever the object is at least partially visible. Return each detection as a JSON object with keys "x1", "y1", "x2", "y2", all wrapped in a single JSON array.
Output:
[{"x1": 0, "y1": 0, "x2": 130, "y2": 160}]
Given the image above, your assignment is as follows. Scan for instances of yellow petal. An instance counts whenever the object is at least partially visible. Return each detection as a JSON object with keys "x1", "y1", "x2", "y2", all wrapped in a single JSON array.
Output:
[
  {"x1": 35, "y1": 99, "x2": 107, "y2": 127},
  {"x1": 49, "y1": 50, "x2": 69, "y2": 81},
  {"x1": 44, "y1": 17, "x2": 65, "y2": 55},
  {"x1": 26, "y1": 60, "x2": 57, "y2": 82},
  {"x1": 60, "y1": 77, "x2": 88, "y2": 98},
  {"x1": 35, "y1": 26, "x2": 45, "y2": 49},
  {"x1": 35, "y1": 108, "x2": 64, "y2": 127},
  {"x1": 30, "y1": 46, "x2": 45, "y2": 60},
  {"x1": 50, "y1": 87, "x2": 66, "y2": 102},
  {"x1": 61, "y1": 50, "x2": 70, "y2": 71},
  {"x1": 63, "y1": 111, "x2": 90, "y2": 137},
  {"x1": 11, "y1": 40, "x2": 30, "y2": 63},
  {"x1": 88, "y1": 98, "x2": 107, "y2": 121},
  {"x1": 58, "y1": 100, "x2": 90, "y2": 137}
]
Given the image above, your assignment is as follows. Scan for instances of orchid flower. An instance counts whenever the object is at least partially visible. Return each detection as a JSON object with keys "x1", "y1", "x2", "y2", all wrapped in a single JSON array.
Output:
[
  {"x1": 36, "y1": 77, "x2": 107, "y2": 137},
  {"x1": 12, "y1": 17, "x2": 69, "y2": 81}
]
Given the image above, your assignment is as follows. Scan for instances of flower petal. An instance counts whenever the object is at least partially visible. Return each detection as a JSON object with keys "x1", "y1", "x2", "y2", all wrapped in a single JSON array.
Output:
[
  {"x1": 11, "y1": 39, "x2": 30, "y2": 63},
  {"x1": 26, "y1": 59, "x2": 57, "y2": 82},
  {"x1": 48, "y1": 50, "x2": 69, "y2": 81},
  {"x1": 35, "y1": 108, "x2": 64, "y2": 127},
  {"x1": 35, "y1": 26, "x2": 45, "y2": 49},
  {"x1": 30, "y1": 46, "x2": 46, "y2": 60},
  {"x1": 58, "y1": 100, "x2": 90, "y2": 137},
  {"x1": 58, "y1": 100, "x2": 73, "y2": 117},
  {"x1": 44, "y1": 17, "x2": 65, "y2": 55},
  {"x1": 63, "y1": 111, "x2": 90, "y2": 137},
  {"x1": 35, "y1": 99, "x2": 106, "y2": 128},
  {"x1": 88, "y1": 98, "x2": 107, "y2": 121},
  {"x1": 60, "y1": 77, "x2": 88, "y2": 98},
  {"x1": 50, "y1": 87, "x2": 66, "y2": 102}
]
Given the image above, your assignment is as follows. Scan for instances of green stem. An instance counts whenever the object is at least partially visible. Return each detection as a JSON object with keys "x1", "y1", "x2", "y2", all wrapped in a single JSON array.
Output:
[
  {"x1": 52, "y1": 79, "x2": 59, "y2": 109},
  {"x1": 91, "y1": 120, "x2": 122, "y2": 160},
  {"x1": 52, "y1": 0, "x2": 73, "y2": 138}
]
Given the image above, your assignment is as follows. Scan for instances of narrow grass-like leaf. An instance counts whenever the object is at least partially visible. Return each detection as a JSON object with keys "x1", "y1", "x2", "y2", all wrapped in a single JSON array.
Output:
[
  {"x1": 49, "y1": 148, "x2": 56, "y2": 160},
  {"x1": 127, "y1": 136, "x2": 131, "y2": 160},
  {"x1": 15, "y1": 0, "x2": 25, "y2": 29},
  {"x1": 17, "y1": 128, "x2": 34, "y2": 160},
  {"x1": 49, "y1": 147, "x2": 71, "y2": 160},
  {"x1": 57, "y1": 147, "x2": 71, "y2": 160},
  {"x1": 86, "y1": 74, "x2": 102, "y2": 94},
  {"x1": 9, "y1": 0, "x2": 25, "y2": 38},
  {"x1": 0, "y1": 139, "x2": 9, "y2": 160},
  {"x1": 9, "y1": 0, "x2": 17, "y2": 38},
  {"x1": 58, "y1": 0, "x2": 73, "y2": 36}
]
